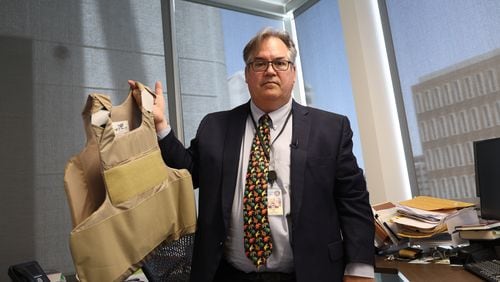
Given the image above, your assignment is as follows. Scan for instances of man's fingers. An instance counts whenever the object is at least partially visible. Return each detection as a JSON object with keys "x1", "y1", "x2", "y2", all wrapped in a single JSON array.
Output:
[
  {"x1": 127, "y1": 80, "x2": 136, "y2": 89},
  {"x1": 155, "y1": 81, "x2": 162, "y2": 96}
]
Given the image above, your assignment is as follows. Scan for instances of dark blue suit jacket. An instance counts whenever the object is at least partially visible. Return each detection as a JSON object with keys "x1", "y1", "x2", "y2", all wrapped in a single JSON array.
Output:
[{"x1": 159, "y1": 100, "x2": 374, "y2": 282}]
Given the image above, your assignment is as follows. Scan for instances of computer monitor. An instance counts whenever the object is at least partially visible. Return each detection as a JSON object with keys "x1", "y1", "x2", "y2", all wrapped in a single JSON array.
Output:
[{"x1": 473, "y1": 137, "x2": 500, "y2": 221}]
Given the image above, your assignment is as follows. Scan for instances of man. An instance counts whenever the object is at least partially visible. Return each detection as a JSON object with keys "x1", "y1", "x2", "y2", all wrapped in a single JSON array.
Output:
[{"x1": 131, "y1": 28, "x2": 374, "y2": 282}]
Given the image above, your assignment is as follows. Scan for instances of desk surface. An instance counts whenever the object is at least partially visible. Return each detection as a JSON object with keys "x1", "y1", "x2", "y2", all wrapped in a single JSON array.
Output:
[{"x1": 375, "y1": 256, "x2": 482, "y2": 282}]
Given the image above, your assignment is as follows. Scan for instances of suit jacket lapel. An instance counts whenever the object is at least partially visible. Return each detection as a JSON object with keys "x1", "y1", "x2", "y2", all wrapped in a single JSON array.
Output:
[
  {"x1": 221, "y1": 102, "x2": 250, "y2": 232},
  {"x1": 290, "y1": 101, "x2": 310, "y2": 230}
]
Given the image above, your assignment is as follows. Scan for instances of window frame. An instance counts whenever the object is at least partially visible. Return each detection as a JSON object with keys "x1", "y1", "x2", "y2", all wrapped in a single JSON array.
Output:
[{"x1": 160, "y1": 0, "x2": 314, "y2": 143}]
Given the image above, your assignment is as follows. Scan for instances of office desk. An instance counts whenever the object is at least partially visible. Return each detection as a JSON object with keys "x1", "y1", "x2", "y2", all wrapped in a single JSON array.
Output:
[{"x1": 375, "y1": 256, "x2": 482, "y2": 282}]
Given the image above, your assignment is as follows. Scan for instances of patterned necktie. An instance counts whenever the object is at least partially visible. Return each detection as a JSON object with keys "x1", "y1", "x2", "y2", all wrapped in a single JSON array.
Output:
[{"x1": 243, "y1": 114, "x2": 273, "y2": 268}]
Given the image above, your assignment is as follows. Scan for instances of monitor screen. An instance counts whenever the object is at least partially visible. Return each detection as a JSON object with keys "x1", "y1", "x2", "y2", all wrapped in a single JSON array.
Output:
[{"x1": 474, "y1": 137, "x2": 500, "y2": 221}]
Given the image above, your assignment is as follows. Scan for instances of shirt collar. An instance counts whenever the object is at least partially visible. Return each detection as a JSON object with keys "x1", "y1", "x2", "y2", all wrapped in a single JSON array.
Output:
[{"x1": 250, "y1": 98, "x2": 293, "y2": 130}]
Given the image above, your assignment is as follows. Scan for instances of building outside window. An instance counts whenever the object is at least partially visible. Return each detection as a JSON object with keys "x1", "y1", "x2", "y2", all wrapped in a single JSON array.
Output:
[{"x1": 384, "y1": 0, "x2": 500, "y2": 198}]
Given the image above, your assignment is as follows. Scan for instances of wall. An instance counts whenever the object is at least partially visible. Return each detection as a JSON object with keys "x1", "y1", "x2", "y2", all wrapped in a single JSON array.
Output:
[{"x1": 0, "y1": 0, "x2": 227, "y2": 279}]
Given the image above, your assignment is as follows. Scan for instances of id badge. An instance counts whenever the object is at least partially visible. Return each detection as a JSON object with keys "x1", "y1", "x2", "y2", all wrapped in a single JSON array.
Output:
[{"x1": 267, "y1": 186, "x2": 283, "y2": 216}]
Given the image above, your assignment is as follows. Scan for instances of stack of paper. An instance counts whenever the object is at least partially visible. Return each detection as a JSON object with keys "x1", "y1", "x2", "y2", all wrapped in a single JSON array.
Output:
[
  {"x1": 393, "y1": 196, "x2": 479, "y2": 247},
  {"x1": 393, "y1": 205, "x2": 452, "y2": 239},
  {"x1": 399, "y1": 196, "x2": 475, "y2": 210}
]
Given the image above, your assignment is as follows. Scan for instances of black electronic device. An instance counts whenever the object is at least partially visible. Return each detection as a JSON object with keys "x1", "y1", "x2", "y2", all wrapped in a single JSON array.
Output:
[
  {"x1": 7, "y1": 261, "x2": 49, "y2": 282},
  {"x1": 473, "y1": 137, "x2": 500, "y2": 221}
]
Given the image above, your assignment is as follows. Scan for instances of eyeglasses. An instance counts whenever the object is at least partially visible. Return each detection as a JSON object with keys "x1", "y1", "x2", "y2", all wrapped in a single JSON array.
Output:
[{"x1": 247, "y1": 60, "x2": 293, "y2": 72}]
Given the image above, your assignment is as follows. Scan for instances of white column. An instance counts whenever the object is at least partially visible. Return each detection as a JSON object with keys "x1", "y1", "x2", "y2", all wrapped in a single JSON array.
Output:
[{"x1": 338, "y1": 0, "x2": 411, "y2": 203}]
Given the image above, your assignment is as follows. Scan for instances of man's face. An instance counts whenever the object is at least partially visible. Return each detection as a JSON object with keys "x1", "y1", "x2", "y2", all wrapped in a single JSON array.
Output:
[{"x1": 245, "y1": 37, "x2": 296, "y2": 113}]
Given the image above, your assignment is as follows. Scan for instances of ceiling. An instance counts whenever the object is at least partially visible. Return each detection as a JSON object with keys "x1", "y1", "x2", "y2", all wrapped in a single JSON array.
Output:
[{"x1": 183, "y1": 0, "x2": 319, "y2": 19}]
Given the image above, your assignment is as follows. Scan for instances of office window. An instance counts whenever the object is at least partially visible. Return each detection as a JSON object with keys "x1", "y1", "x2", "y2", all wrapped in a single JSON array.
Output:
[
  {"x1": 295, "y1": 0, "x2": 364, "y2": 167},
  {"x1": 481, "y1": 104, "x2": 493, "y2": 128},
  {"x1": 446, "y1": 145, "x2": 457, "y2": 168},
  {"x1": 464, "y1": 141, "x2": 474, "y2": 165},
  {"x1": 460, "y1": 176, "x2": 468, "y2": 195},
  {"x1": 463, "y1": 76, "x2": 474, "y2": 99},
  {"x1": 495, "y1": 101, "x2": 500, "y2": 125},
  {"x1": 469, "y1": 107, "x2": 481, "y2": 131},
  {"x1": 468, "y1": 175, "x2": 475, "y2": 197},
  {"x1": 435, "y1": 147, "x2": 443, "y2": 170},
  {"x1": 447, "y1": 82, "x2": 456, "y2": 103},
  {"x1": 454, "y1": 80, "x2": 464, "y2": 102},
  {"x1": 431, "y1": 179, "x2": 439, "y2": 195},
  {"x1": 437, "y1": 181, "x2": 445, "y2": 198},
  {"x1": 443, "y1": 146, "x2": 451, "y2": 168},
  {"x1": 419, "y1": 121, "x2": 427, "y2": 142},
  {"x1": 486, "y1": 69, "x2": 499, "y2": 92},
  {"x1": 384, "y1": 0, "x2": 500, "y2": 198},
  {"x1": 455, "y1": 183, "x2": 461, "y2": 198},
  {"x1": 435, "y1": 87, "x2": 443, "y2": 108},
  {"x1": 425, "y1": 149, "x2": 434, "y2": 170},
  {"x1": 430, "y1": 118, "x2": 438, "y2": 140},
  {"x1": 451, "y1": 176, "x2": 458, "y2": 188},
  {"x1": 171, "y1": 0, "x2": 282, "y2": 143},
  {"x1": 454, "y1": 143, "x2": 464, "y2": 166},
  {"x1": 425, "y1": 90, "x2": 432, "y2": 111},
  {"x1": 476, "y1": 72, "x2": 485, "y2": 95},
  {"x1": 440, "y1": 178, "x2": 448, "y2": 196},
  {"x1": 458, "y1": 110, "x2": 469, "y2": 133},
  {"x1": 440, "y1": 116, "x2": 449, "y2": 137},
  {"x1": 437, "y1": 118, "x2": 445, "y2": 138},
  {"x1": 442, "y1": 84, "x2": 451, "y2": 105},
  {"x1": 415, "y1": 92, "x2": 423, "y2": 113},
  {"x1": 431, "y1": 89, "x2": 439, "y2": 110},
  {"x1": 448, "y1": 113, "x2": 458, "y2": 135}
]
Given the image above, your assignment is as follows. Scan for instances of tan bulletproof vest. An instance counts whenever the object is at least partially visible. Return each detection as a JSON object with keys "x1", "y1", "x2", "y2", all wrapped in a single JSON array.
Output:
[
  {"x1": 64, "y1": 82, "x2": 196, "y2": 282},
  {"x1": 64, "y1": 94, "x2": 108, "y2": 227}
]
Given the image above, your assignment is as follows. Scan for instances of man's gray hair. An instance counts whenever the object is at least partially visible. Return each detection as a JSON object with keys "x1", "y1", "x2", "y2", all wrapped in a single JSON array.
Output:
[{"x1": 243, "y1": 27, "x2": 297, "y2": 65}]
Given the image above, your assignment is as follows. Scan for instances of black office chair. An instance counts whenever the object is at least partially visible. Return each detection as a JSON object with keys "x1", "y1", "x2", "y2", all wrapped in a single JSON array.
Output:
[{"x1": 141, "y1": 233, "x2": 195, "y2": 282}]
